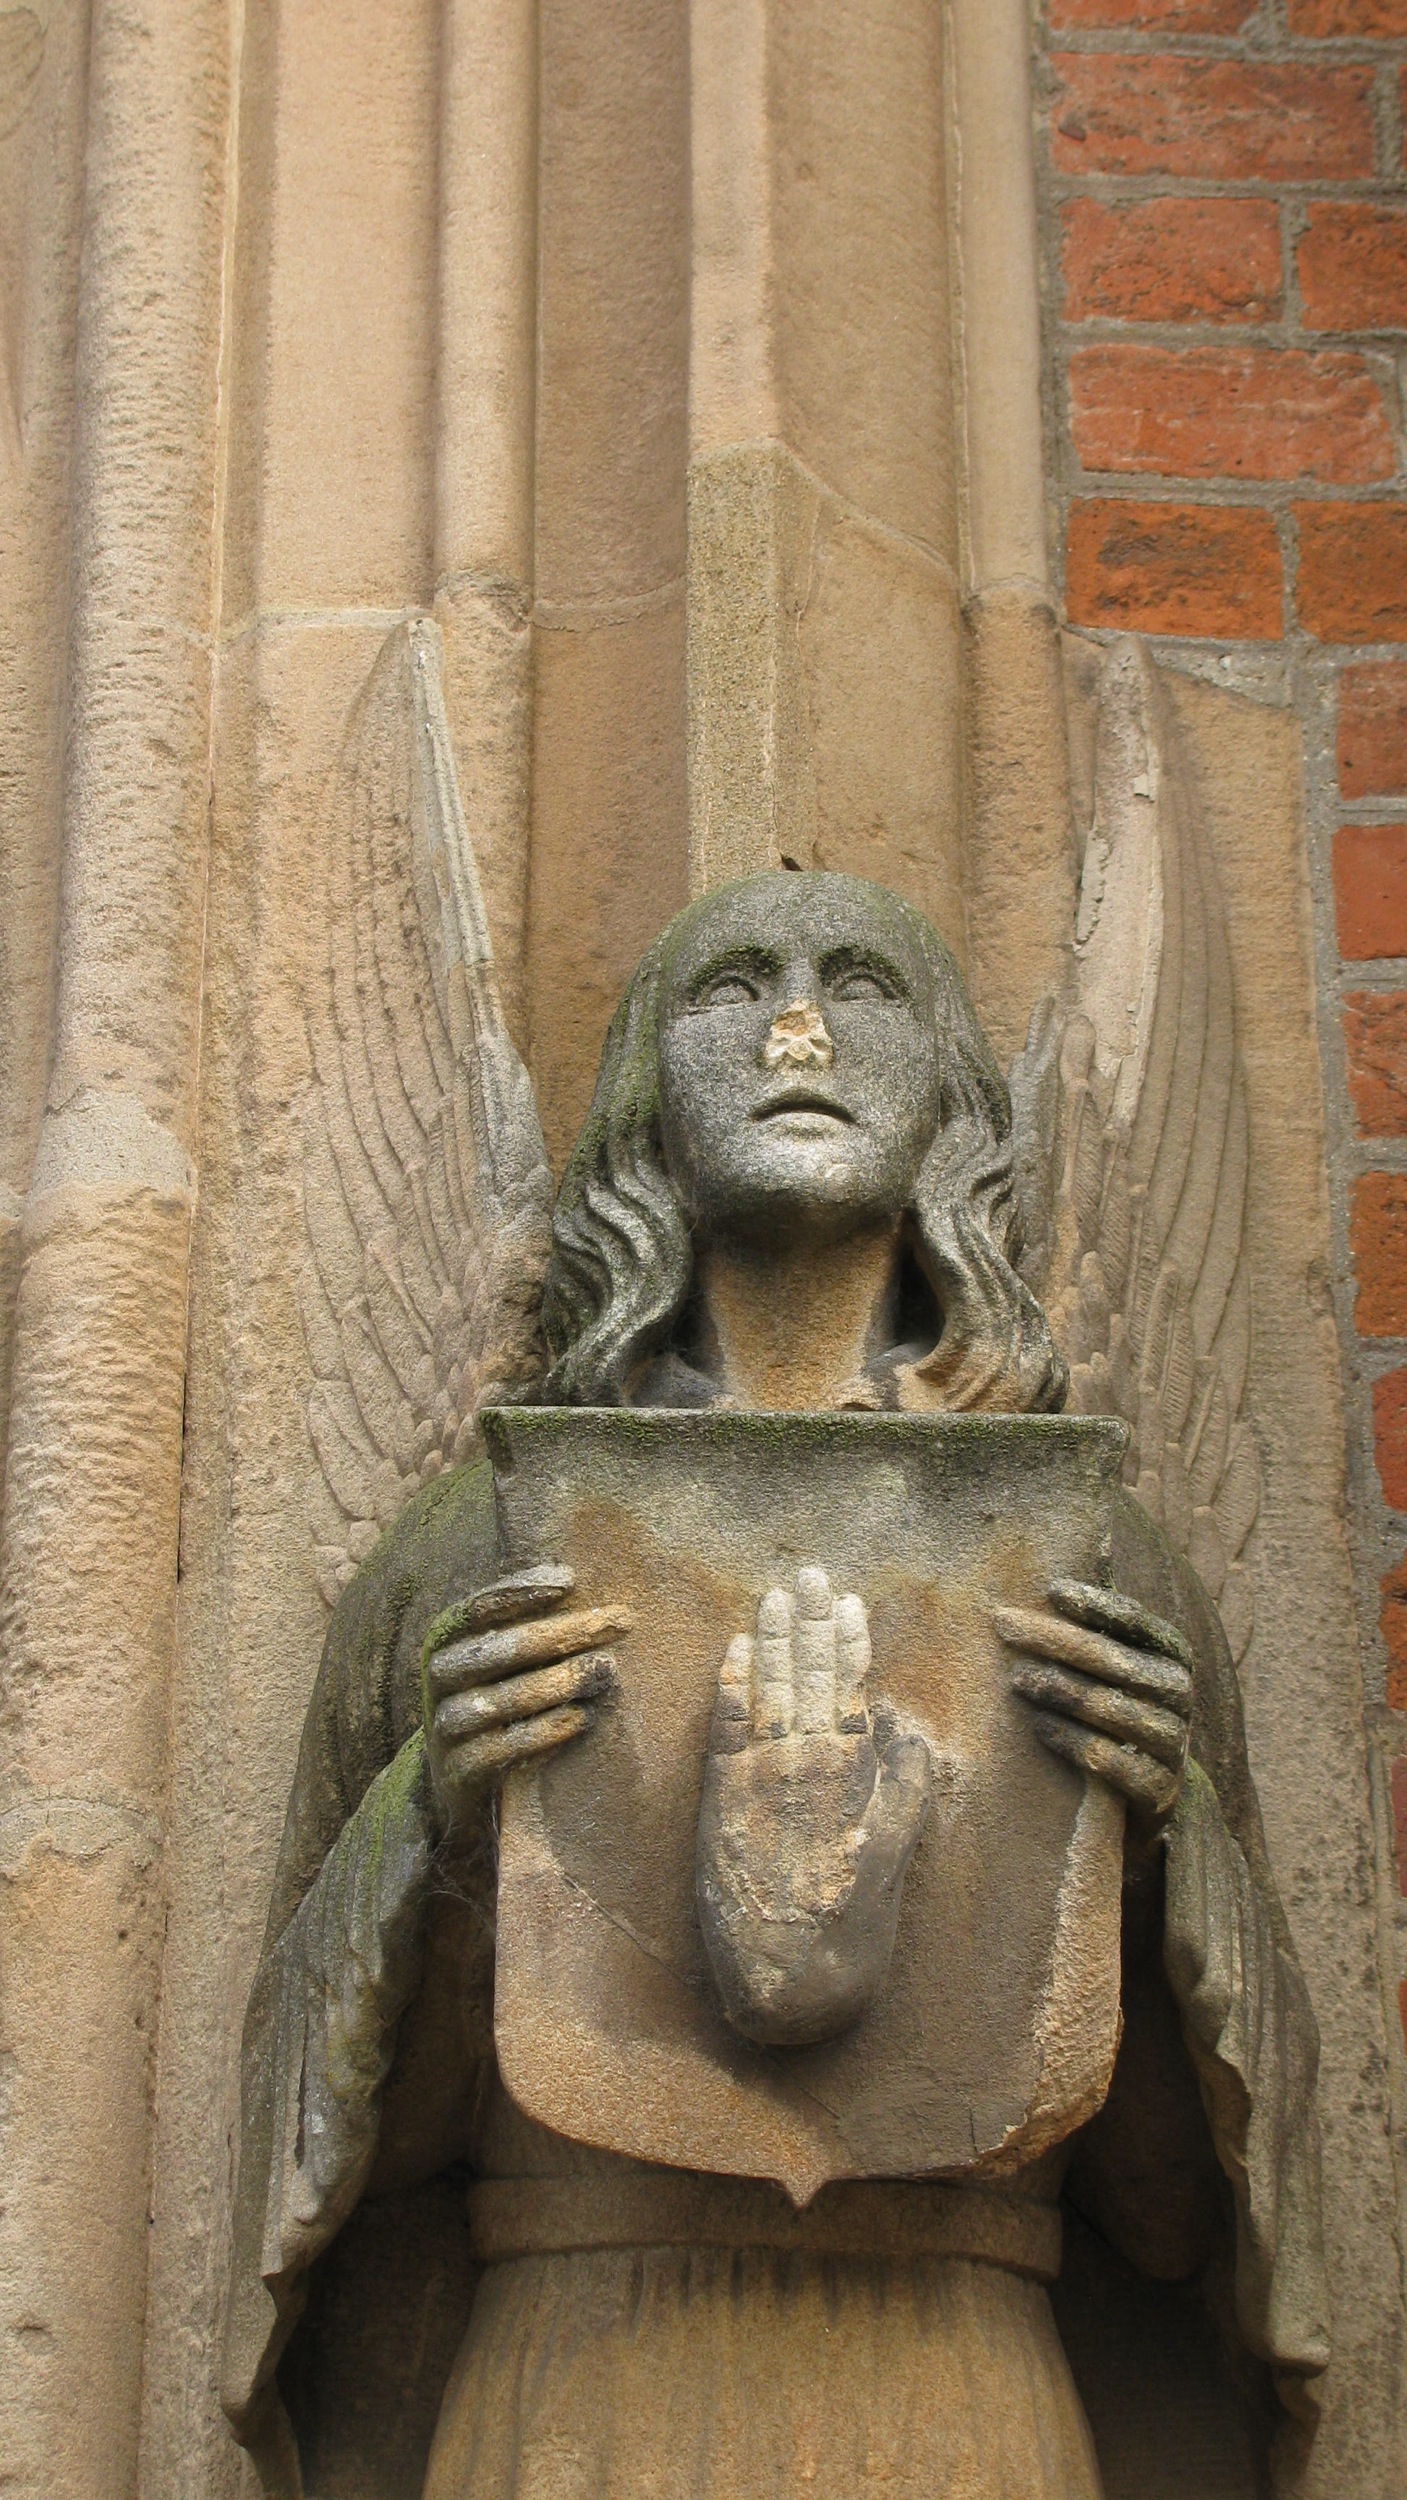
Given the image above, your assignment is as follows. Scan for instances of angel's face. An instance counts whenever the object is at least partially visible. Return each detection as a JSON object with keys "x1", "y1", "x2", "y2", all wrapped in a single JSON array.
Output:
[{"x1": 657, "y1": 875, "x2": 944, "y2": 1248}]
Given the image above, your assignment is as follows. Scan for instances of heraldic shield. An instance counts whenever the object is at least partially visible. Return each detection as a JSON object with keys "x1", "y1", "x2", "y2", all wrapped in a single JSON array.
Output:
[{"x1": 484, "y1": 1408, "x2": 1131, "y2": 2207}]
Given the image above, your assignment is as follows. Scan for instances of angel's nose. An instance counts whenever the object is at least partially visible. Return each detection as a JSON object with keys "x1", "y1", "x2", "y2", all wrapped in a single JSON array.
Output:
[{"x1": 762, "y1": 999, "x2": 835, "y2": 1071}]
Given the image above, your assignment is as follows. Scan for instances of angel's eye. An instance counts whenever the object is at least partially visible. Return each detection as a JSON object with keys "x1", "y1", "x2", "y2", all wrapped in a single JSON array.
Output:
[
  {"x1": 695, "y1": 972, "x2": 760, "y2": 1008},
  {"x1": 828, "y1": 966, "x2": 899, "y2": 1003}
]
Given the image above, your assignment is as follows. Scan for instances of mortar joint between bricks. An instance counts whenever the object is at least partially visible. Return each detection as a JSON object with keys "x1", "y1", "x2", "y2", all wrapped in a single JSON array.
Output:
[
  {"x1": 1047, "y1": 26, "x2": 1407, "y2": 65},
  {"x1": 1063, "y1": 321, "x2": 1285, "y2": 350},
  {"x1": 1047, "y1": 41, "x2": 1255, "y2": 63},
  {"x1": 1069, "y1": 474, "x2": 1374, "y2": 510},
  {"x1": 1051, "y1": 175, "x2": 1407, "y2": 205},
  {"x1": 1373, "y1": 61, "x2": 1404, "y2": 188},
  {"x1": 1045, "y1": 29, "x2": 1350, "y2": 63},
  {"x1": 1338, "y1": 955, "x2": 1407, "y2": 989},
  {"x1": 1243, "y1": 1, "x2": 1283, "y2": 54},
  {"x1": 1351, "y1": 1138, "x2": 1407, "y2": 1181},
  {"x1": 1283, "y1": 195, "x2": 1307, "y2": 347},
  {"x1": 1278, "y1": 505, "x2": 1299, "y2": 642}
]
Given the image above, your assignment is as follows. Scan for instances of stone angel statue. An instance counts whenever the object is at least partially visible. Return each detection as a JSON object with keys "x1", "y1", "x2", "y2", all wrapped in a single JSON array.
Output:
[{"x1": 222, "y1": 621, "x2": 1329, "y2": 2499}]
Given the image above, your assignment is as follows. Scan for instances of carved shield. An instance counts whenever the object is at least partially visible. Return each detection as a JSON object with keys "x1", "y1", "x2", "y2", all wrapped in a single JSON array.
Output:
[{"x1": 485, "y1": 1408, "x2": 1129, "y2": 2205}]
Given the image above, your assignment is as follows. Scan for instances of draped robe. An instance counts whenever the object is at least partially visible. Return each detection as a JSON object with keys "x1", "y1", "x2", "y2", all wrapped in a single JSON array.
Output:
[{"x1": 221, "y1": 1452, "x2": 1329, "y2": 2499}]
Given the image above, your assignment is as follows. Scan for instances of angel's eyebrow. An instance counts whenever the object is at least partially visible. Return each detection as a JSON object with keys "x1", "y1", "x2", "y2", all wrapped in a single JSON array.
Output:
[
  {"x1": 817, "y1": 943, "x2": 912, "y2": 999},
  {"x1": 680, "y1": 944, "x2": 781, "y2": 998}
]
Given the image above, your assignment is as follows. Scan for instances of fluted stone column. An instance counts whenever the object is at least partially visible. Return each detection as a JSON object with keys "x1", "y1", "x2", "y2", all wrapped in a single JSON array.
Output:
[
  {"x1": 434, "y1": 0, "x2": 538, "y2": 1041},
  {"x1": 947, "y1": 0, "x2": 1076, "y2": 1063},
  {"x1": 0, "y1": 3, "x2": 230, "y2": 2494}
]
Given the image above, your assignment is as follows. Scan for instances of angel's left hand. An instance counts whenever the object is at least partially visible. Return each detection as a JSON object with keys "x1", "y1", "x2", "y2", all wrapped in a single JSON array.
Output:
[{"x1": 993, "y1": 1581, "x2": 1194, "y2": 1836}]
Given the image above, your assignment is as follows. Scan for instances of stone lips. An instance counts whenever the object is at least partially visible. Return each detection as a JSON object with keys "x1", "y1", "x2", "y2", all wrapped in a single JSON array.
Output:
[{"x1": 485, "y1": 1406, "x2": 1129, "y2": 2205}]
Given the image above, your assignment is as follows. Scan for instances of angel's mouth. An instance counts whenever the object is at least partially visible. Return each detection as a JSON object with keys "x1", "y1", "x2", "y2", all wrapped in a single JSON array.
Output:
[{"x1": 752, "y1": 1092, "x2": 855, "y2": 1127}]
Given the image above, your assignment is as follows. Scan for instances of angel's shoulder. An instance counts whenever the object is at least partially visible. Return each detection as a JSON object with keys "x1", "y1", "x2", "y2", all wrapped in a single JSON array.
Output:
[
  {"x1": 319, "y1": 1458, "x2": 502, "y2": 1769},
  {"x1": 261, "y1": 1461, "x2": 503, "y2": 1948},
  {"x1": 365, "y1": 1453, "x2": 501, "y2": 1607}
]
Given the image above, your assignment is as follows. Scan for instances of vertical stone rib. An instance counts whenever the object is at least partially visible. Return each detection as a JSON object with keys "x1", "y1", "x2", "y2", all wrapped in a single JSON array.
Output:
[
  {"x1": 946, "y1": 0, "x2": 1047, "y2": 607},
  {"x1": 689, "y1": 0, "x2": 777, "y2": 458},
  {"x1": 525, "y1": 0, "x2": 691, "y2": 1165},
  {"x1": 687, "y1": 0, "x2": 804, "y2": 892},
  {"x1": 434, "y1": 0, "x2": 538, "y2": 1038},
  {"x1": 0, "y1": 2, "x2": 227, "y2": 2491},
  {"x1": 686, "y1": 0, "x2": 964, "y2": 960},
  {"x1": 947, "y1": 0, "x2": 1075, "y2": 1063}
]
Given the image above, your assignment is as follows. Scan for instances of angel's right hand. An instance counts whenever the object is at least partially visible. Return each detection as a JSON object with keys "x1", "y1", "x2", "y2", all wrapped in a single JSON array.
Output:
[{"x1": 421, "y1": 1566, "x2": 630, "y2": 1839}]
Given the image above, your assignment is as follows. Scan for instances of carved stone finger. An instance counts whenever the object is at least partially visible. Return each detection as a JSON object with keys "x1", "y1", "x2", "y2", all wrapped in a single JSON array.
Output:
[
  {"x1": 1010, "y1": 1659, "x2": 1188, "y2": 1770},
  {"x1": 862, "y1": 1729, "x2": 932, "y2": 1851},
  {"x1": 438, "y1": 1702, "x2": 594, "y2": 1787},
  {"x1": 711, "y1": 1634, "x2": 754, "y2": 1756},
  {"x1": 1047, "y1": 1578, "x2": 1193, "y2": 1671},
  {"x1": 992, "y1": 1604, "x2": 1193, "y2": 1716},
  {"x1": 421, "y1": 1568, "x2": 576, "y2": 1666},
  {"x1": 754, "y1": 1585, "x2": 794, "y2": 1737},
  {"x1": 428, "y1": 1602, "x2": 632, "y2": 1694},
  {"x1": 793, "y1": 1566, "x2": 836, "y2": 1735},
  {"x1": 435, "y1": 1650, "x2": 614, "y2": 1741},
  {"x1": 1027, "y1": 1710, "x2": 1178, "y2": 1824},
  {"x1": 835, "y1": 1593, "x2": 871, "y2": 1731}
]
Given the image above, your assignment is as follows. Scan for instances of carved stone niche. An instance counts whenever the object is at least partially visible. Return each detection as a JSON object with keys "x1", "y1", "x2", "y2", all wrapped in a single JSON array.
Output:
[{"x1": 223, "y1": 654, "x2": 1330, "y2": 2499}]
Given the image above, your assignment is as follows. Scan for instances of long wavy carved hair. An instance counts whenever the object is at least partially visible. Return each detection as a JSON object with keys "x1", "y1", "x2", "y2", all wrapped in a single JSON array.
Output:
[{"x1": 540, "y1": 879, "x2": 1067, "y2": 1416}]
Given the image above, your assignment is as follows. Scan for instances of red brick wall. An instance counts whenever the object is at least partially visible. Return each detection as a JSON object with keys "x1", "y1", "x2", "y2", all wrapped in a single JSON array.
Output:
[{"x1": 1034, "y1": 0, "x2": 1407, "y2": 2040}]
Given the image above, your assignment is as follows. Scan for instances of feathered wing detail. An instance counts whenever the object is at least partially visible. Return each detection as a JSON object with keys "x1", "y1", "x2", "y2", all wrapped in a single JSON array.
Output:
[
  {"x1": 1015, "y1": 641, "x2": 1259, "y2": 1664},
  {"x1": 301, "y1": 621, "x2": 552, "y2": 1606}
]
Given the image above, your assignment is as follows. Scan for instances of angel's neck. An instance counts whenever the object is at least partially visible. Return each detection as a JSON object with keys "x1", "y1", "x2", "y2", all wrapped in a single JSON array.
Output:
[{"x1": 690, "y1": 1228, "x2": 900, "y2": 1411}]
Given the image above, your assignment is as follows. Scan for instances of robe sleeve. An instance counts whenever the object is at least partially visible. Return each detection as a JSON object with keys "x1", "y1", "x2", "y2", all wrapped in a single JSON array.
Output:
[
  {"x1": 220, "y1": 1461, "x2": 503, "y2": 2493},
  {"x1": 1091, "y1": 1490, "x2": 1331, "y2": 2407},
  {"x1": 220, "y1": 1733, "x2": 439, "y2": 2490},
  {"x1": 1163, "y1": 1759, "x2": 1330, "y2": 2406}
]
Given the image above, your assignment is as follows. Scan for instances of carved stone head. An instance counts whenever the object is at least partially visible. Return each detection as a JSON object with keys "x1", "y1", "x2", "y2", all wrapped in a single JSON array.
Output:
[
  {"x1": 541, "y1": 871, "x2": 1065, "y2": 1416},
  {"x1": 655, "y1": 872, "x2": 951, "y2": 1251}
]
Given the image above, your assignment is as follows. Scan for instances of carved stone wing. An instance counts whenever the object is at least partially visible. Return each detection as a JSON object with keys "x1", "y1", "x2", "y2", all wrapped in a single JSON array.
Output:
[
  {"x1": 1014, "y1": 642, "x2": 1259, "y2": 1664},
  {"x1": 301, "y1": 621, "x2": 552, "y2": 1606}
]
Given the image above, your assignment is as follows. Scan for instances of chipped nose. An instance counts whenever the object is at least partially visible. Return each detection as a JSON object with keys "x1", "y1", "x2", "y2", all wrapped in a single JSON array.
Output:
[{"x1": 762, "y1": 1000, "x2": 835, "y2": 1070}]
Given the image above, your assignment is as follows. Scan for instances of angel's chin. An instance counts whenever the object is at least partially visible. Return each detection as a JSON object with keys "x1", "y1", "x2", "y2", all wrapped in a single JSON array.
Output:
[{"x1": 706, "y1": 1155, "x2": 902, "y2": 1242}]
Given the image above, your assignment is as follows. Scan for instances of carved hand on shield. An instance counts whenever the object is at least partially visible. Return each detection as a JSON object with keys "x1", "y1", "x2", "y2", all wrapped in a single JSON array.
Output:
[
  {"x1": 696, "y1": 1568, "x2": 932, "y2": 2048},
  {"x1": 995, "y1": 1581, "x2": 1195, "y2": 1839}
]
